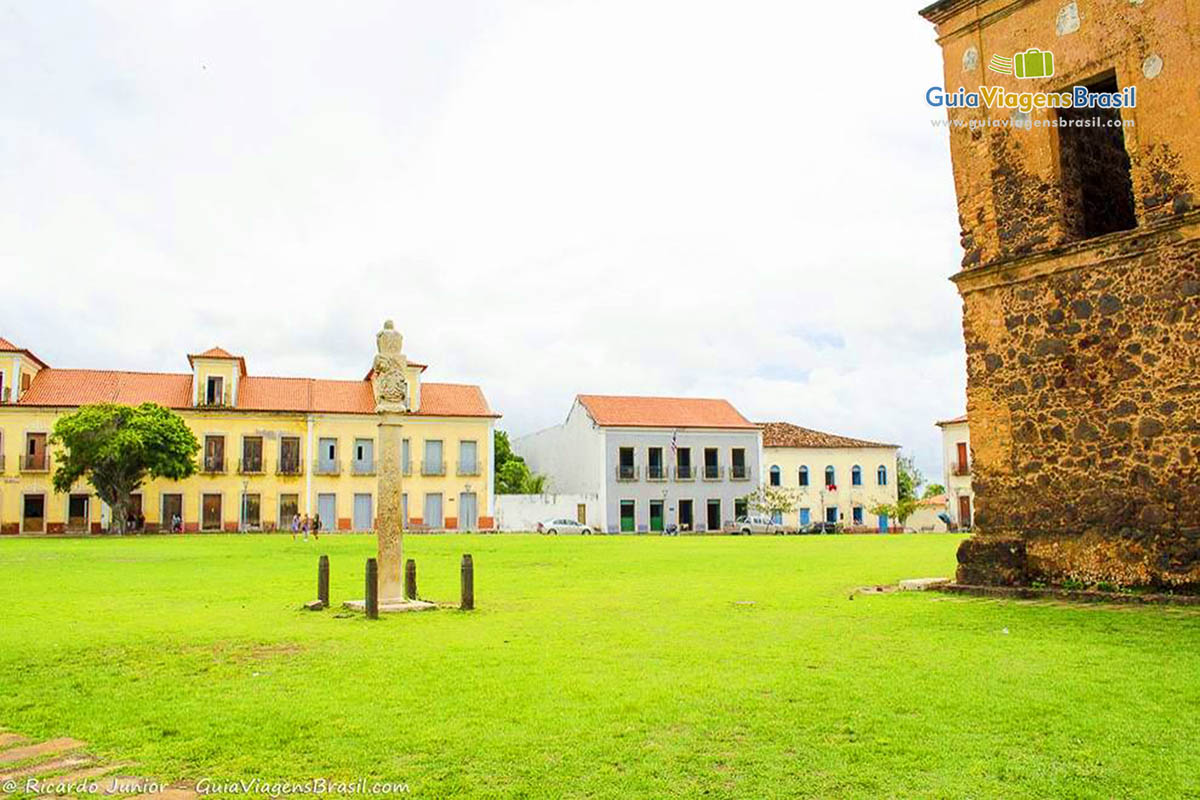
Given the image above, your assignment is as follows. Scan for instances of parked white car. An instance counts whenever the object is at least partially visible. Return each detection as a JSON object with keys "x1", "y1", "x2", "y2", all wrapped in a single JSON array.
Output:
[
  {"x1": 537, "y1": 518, "x2": 593, "y2": 535},
  {"x1": 732, "y1": 514, "x2": 781, "y2": 535}
]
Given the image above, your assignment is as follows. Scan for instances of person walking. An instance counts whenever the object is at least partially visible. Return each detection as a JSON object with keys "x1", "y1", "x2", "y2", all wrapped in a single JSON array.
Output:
[
  {"x1": 312, "y1": 513, "x2": 322, "y2": 541},
  {"x1": 291, "y1": 513, "x2": 300, "y2": 540},
  {"x1": 301, "y1": 514, "x2": 310, "y2": 541}
]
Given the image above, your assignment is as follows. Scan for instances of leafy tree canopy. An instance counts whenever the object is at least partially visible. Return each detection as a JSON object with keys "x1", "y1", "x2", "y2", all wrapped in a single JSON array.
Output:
[
  {"x1": 494, "y1": 429, "x2": 524, "y2": 472},
  {"x1": 743, "y1": 485, "x2": 799, "y2": 518},
  {"x1": 51, "y1": 403, "x2": 199, "y2": 533},
  {"x1": 494, "y1": 430, "x2": 547, "y2": 494},
  {"x1": 922, "y1": 483, "x2": 946, "y2": 499},
  {"x1": 896, "y1": 454, "x2": 924, "y2": 502},
  {"x1": 869, "y1": 497, "x2": 921, "y2": 527}
]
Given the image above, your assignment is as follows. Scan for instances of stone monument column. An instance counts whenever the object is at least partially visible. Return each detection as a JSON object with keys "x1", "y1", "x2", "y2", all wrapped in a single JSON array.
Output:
[
  {"x1": 348, "y1": 321, "x2": 434, "y2": 613},
  {"x1": 372, "y1": 321, "x2": 411, "y2": 605}
]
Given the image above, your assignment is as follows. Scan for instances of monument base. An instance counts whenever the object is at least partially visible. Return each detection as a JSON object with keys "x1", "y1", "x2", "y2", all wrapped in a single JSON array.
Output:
[{"x1": 343, "y1": 598, "x2": 437, "y2": 613}]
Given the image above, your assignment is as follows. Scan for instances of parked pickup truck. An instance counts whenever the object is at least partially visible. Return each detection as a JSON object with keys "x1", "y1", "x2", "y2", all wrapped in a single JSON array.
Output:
[{"x1": 729, "y1": 514, "x2": 783, "y2": 535}]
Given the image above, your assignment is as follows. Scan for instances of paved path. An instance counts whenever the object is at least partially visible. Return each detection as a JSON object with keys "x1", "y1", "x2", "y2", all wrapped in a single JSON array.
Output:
[{"x1": 0, "y1": 729, "x2": 195, "y2": 799}]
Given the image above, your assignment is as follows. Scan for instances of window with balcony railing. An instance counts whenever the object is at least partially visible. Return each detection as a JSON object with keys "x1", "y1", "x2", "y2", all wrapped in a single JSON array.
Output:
[
  {"x1": 203, "y1": 435, "x2": 226, "y2": 474},
  {"x1": 675, "y1": 464, "x2": 695, "y2": 480},
  {"x1": 703, "y1": 464, "x2": 724, "y2": 481},
  {"x1": 422, "y1": 460, "x2": 446, "y2": 477},
  {"x1": 731, "y1": 449, "x2": 748, "y2": 481},
  {"x1": 646, "y1": 463, "x2": 668, "y2": 481},
  {"x1": 351, "y1": 459, "x2": 377, "y2": 476},
  {"x1": 457, "y1": 461, "x2": 481, "y2": 477},
  {"x1": 314, "y1": 460, "x2": 342, "y2": 476},
  {"x1": 240, "y1": 436, "x2": 264, "y2": 474},
  {"x1": 616, "y1": 464, "x2": 639, "y2": 481},
  {"x1": 21, "y1": 452, "x2": 49, "y2": 472},
  {"x1": 277, "y1": 437, "x2": 302, "y2": 475}
]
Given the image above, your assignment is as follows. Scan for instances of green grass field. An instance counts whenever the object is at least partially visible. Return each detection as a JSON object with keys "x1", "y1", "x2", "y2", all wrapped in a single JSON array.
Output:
[{"x1": 2, "y1": 533, "x2": 1198, "y2": 798}]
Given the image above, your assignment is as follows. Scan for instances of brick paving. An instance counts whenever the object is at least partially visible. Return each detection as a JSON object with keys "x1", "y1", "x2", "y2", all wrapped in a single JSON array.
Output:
[{"x1": 0, "y1": 729, "x2": 195, "y2": 799}]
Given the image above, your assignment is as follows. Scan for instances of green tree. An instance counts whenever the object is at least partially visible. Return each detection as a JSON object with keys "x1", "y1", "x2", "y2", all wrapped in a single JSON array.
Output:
[
  {"x1": 869, "y1": 497, "x2": 920, "y2": 530},
  {"x1": 922, "y1": 483, "x2": 946, "y2": 499},
  {"x1": 494, "y1": 429, "x2": 523, "y2": 473},
  {"x1": 896, "y1": 454, "x2": 924, "y2": 502},
  {"x1": 494, "y1": 429, "x2": 548, "y2": 494},
  {"x1": 51, "y1": 403, "x2": 200, "y2": 534},
  {"x1": 743, "y1": 485, "x2": 799, "y2": 520}
]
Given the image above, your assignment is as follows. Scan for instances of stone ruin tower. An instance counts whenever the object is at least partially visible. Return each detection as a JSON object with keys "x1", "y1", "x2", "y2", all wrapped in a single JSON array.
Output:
[{"x1": 919, "y1": 0, "x2": 1199, "y2": 588}]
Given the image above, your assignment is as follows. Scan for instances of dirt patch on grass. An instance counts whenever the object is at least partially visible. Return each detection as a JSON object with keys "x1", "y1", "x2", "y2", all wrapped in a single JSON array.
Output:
[{"x1": 215, "y1": 642, "x2": 307, "y2": 663}]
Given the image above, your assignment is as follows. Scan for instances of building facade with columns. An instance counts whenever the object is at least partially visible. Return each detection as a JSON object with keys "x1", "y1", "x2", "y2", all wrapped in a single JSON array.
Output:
[{"x1": 0, "y1": 334, "x2": 497, "y2": 534}]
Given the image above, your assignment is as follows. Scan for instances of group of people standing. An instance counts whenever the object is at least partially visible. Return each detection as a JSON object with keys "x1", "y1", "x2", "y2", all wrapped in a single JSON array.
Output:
[{"x1": 291, "y1": 513, "x2": 321, "y2": 541}]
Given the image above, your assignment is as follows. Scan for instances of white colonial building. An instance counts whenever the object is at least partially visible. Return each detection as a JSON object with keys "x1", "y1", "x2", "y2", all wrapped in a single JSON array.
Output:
[
  {"x1": 760, "y1": 422, "x2": 899, "y2": 531},
  {"x1": 936, "y1": 414, "x2": 974, "y2": 529},
  {"x1": 514, "y1": 395, "x2": 763, "y2": 533}
]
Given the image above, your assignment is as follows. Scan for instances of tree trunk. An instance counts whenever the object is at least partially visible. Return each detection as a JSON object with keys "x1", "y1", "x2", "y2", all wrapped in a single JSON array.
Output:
[{"x1": 110, "y1": 497, "x2": 128, "y2": 535}]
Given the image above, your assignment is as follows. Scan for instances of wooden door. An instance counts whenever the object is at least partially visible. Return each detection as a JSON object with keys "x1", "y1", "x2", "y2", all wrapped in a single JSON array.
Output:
[
  {"x1": 958, "y1": 496, "x2": 972, "y2": 528},
  {"x1": 23, "y1": 494, "x2": 45, "y2": 533},
  {"x1": 162, "y1": 495, "x2": 183, "y2": 531},
  {"x1": 353, "y1": 493, "x2": 374, "y2": 531},
  {"x1": 68, "y1": 495, "x2": 89, "y2": 532},
  {"x1": 202, "y1": 494, "x2": 222, "y2": 530}
]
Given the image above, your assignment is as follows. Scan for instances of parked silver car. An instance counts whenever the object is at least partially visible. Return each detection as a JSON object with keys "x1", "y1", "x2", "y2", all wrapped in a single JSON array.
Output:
[
  {"x1": 732, "y1": 514, "x2": 782, "y2": 535},
  {"x1": 537, "y1": 518, "x2": 593, "y2": 535}
]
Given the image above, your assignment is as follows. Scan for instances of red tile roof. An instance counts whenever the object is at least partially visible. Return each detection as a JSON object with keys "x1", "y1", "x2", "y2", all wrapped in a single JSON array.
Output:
[
  {"x1": 918, "y1": 493, "x2": 949, "y2": 508},
  {"x1": 418, "y1": 383, "x2": 495, "y2": 418},
  {"x1": 16, "y1": 370, "x2": 496, "y2": 418},
  {"x1": 760, "y1": 421, "x2": 897, "y2": 449},
  {"x1": 936, "y1": 414, "x2": 968, "y2": 427},
  {"x1": 0, "y1": 337, "x2": 49, "y2": 369},
  {"x1": 17, "y1": 369, "x2": 194, "y2": 408},
  {"x1": 576, "y1": 395, "x2": 756, "y2": 429},
  {"x1": 187, "y1": 347, "x2": 247, "y2": 375}
]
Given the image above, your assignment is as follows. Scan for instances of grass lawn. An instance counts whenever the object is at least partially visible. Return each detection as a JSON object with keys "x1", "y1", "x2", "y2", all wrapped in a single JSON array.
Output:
[{"x1": 2, "y1": 533, "x2": 1199, "y2": 798}]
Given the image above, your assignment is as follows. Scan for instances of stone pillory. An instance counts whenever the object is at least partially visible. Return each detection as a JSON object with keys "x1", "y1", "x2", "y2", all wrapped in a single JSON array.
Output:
[{"x1": 920, "y1": 0, "x2": 1200, "y2": 588}]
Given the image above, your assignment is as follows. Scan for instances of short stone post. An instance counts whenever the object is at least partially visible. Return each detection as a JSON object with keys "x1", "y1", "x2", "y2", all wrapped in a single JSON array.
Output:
[
  {"x1": 405, "y1": 558, "x2": 417, "y2": 601},
  {"x1": 460, "y1": 554, "x2": 474, "y2": 611},
  {"x1": 318, "y1": 555, "x2": 330, "y2": 608},
  {"x1": 365, "y1": 558, "x2": 379, "y2": 619}
]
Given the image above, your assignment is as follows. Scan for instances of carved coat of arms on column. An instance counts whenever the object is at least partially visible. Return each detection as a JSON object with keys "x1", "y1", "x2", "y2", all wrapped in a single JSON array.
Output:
[{"x1": 372, "y1": 320, "x2": 409, "y2": 414}]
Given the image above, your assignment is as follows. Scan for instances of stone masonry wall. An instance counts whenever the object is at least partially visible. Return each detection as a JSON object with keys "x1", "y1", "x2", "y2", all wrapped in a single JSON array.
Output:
[
  {"x1": 922, "y1": 0, "x2": 1200, "y2": 588},
  {"x1": 961, "y1": 214, "x2": 1200, "y2": 587}
]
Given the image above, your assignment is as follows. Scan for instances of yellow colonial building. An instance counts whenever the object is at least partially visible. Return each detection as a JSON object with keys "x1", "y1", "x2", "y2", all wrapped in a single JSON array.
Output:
[{"x1": 0, "y1": 335, "x2": 498, "y2": 534}]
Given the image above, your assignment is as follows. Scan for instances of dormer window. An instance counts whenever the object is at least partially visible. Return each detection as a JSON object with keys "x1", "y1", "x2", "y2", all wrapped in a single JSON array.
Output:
[{"x1": 205, "y1": 376, "x2": 224, "y2": 406}]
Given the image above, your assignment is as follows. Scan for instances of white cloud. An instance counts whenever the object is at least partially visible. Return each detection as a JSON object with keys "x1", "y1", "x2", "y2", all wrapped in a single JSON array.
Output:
[{"x1": 1, "y1": 0, "x2": 966, "y2": 479}]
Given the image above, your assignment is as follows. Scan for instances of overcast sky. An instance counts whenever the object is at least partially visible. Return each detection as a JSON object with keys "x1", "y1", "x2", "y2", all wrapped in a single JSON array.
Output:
[{"x1": 2, "y1": 1, "x2": 965, "y2": 481}]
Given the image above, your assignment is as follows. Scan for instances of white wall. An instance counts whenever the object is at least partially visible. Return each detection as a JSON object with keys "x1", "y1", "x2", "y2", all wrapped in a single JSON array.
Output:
[
  {"x1": 939, "y1": 420, "x2": 973, "y2": 527},
  {"x1": 494, "y1": 493, "x2": 601, "y2": 531},
  {"x1": 906, "y1": 503, "x2": 950, "y2": 533},
  {"x1": 602, "y1": 427, "x2": 762, "y2": 533},
  {"x1": 513, "y1": 400, "x2": 603, "y2": 495}
]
